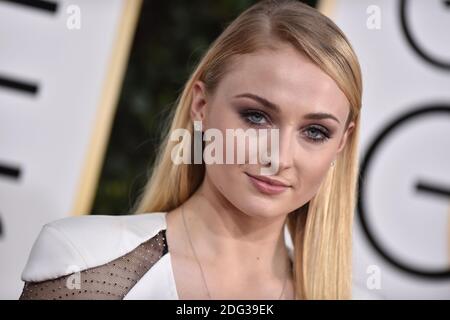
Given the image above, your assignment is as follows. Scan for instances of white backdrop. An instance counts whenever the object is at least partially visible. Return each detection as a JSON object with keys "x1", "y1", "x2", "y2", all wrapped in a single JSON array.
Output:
[
  {"x1": 0, "y1": 0, "x2": 138, "y2": 299},
  {"x1": 321, "y1": 0, "x2": 450, "y2": 298}
]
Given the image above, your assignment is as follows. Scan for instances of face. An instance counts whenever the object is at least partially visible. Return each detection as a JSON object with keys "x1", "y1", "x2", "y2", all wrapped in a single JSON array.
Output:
[{"x1": 190, "y1": 43, "x2": 355, "y2": 219}]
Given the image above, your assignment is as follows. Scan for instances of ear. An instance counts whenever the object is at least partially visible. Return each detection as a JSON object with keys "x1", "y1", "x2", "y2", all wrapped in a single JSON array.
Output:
[
  {"x1": 190, "y1": 80, "x2": 208, "y2": 124},
  {"x1": 336, "y1": 121, "x2": 355, "y2": 154}
]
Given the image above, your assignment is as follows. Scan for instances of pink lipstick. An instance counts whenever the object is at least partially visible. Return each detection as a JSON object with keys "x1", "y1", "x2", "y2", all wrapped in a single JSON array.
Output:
[{"x1": 245, "y1": 172, "x2": 290, "y2": 195}]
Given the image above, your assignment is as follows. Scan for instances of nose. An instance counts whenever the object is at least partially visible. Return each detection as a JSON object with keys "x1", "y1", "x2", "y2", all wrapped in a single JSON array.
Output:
[
  {"x1": 277, "y1": 127, "x2": 295, "y2": 171},
  {"x1": 264, "y1": 126, "x2": 295, "y2": 174}
]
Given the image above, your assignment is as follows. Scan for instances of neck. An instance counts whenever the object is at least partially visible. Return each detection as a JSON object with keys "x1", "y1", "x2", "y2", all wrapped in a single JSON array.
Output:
[{"x1": 181, "y1": 174, "x2": 292, "y2": 277}]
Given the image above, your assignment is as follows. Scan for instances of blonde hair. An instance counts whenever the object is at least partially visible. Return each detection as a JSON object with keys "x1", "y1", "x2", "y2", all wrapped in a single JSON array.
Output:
[{"x1": 132, "y1": 0, "x2": 362, "y2": 300}]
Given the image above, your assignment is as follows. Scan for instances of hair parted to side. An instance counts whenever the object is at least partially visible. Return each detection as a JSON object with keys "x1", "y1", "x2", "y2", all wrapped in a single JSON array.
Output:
[{"x1": 132, "y1": 0, "x2": 363, "y2": 300}]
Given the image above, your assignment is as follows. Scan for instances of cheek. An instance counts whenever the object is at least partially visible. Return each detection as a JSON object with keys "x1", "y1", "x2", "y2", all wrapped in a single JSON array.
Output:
[
  {"x1": 205, "y1": 163, "x2": 240, "y2": 191},
  {"x1": 202, "y1": 104, "x2": 247, "y2": 193},
  {"x1": 207, "y1": 109, "x2": 248, "y2": 164},
  {"x1": 204, "y1": 163, "x2": 248, "y2": 212},
  {"x1": 293, "y1": 152, "x2": 334, "y2": 199}
]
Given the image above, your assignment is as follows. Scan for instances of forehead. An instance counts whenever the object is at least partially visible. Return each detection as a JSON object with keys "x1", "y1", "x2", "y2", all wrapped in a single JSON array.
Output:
[{"x1": 219, "y1": 44, "x2": 350, "y2": 122}]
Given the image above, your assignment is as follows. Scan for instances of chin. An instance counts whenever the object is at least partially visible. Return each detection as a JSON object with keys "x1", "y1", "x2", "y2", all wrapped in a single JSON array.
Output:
[{"x1": 237, "y1": 200, "x2": 285, "y2": 219}]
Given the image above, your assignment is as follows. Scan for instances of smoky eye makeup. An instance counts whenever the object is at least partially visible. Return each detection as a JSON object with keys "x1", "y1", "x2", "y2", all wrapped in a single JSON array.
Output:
[
  {"x1": 237, "y1": 108, "x2": 272, "y2": 127},
  {"x1": 234, "y1": 104, "x2": 336, "y2": 144},
  {"x1": 302, "y1": 124, "x2": 333, "y2": 144}
]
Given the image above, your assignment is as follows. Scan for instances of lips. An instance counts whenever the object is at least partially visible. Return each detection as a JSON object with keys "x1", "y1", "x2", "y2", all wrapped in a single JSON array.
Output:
[{"x1": 245, "y1": 172, "x2": 290, "y2": 195}]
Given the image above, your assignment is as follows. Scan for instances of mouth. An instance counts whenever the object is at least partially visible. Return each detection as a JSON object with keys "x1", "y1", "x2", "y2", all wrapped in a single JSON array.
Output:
[{"x1": 245, "y1": 172, "x2": 291, "y2": 195}]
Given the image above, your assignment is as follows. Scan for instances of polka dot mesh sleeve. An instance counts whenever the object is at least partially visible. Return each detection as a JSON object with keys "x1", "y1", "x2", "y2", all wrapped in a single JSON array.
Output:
[{"x1": 19, "y1": 229, "x2": 168, "y2": 300}]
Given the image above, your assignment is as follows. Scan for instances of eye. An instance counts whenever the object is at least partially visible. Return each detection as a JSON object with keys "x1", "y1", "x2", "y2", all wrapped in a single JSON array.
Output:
[
  {"x1": 303, "y1": 125, "x2": 330, "y2": 144},
  {"x1": 239, "y1": 109, "x2": 271, "y2": 126}
]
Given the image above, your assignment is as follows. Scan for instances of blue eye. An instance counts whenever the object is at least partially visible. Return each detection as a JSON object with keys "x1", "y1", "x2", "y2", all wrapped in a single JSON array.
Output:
[
  {"x1": 240, "y1": 109, "x2": 270, "y2": 126},
  {"x1": 248, "y1": 113, "x2": 266, "y2": 124},
  {"x1": 304, "y1": 125, "x2": 330, "y2": 144}
]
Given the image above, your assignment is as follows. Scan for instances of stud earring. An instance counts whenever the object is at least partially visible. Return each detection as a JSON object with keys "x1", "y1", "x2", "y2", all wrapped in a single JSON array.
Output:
[{"x1": 193, "y1": 120, "x2": 202, "y2": 132}]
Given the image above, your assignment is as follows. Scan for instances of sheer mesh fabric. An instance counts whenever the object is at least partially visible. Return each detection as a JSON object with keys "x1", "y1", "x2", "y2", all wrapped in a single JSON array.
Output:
[{"x1": 19, "y1": 229, "x2": 168, "y2": 300}]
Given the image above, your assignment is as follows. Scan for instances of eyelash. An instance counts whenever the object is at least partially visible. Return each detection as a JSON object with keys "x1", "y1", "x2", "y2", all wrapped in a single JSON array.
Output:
[
  {"x1": 304, "y1": 125, "x2": 330, "y2": 144},
  {"x1": 240, "y1": 109, "x2": 271, "y2": 126},
  {"x1": 239, "y1": 108, "x2": 331, "y2": 144}
]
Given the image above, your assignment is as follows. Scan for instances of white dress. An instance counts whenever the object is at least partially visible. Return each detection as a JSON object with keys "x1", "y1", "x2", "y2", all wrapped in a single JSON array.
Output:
[{"x1": 19, "y1": 211, "x2": 378, "y2": 300}]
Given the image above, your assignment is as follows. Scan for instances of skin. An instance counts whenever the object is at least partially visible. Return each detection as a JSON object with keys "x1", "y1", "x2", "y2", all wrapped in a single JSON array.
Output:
[{"x1": 166, "y1": 42, "x2": 355, "y2": 300}]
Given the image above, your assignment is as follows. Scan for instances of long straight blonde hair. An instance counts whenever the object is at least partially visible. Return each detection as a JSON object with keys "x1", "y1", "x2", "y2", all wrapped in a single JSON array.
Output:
[{"x1": 132, "y1": 0, "x2": 362, "y2": 300}]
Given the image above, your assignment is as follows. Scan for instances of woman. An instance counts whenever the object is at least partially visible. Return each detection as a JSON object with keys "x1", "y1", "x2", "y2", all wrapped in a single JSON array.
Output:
[{"x1": 19, "y1": 0, "x2": 362, "y2": 300}]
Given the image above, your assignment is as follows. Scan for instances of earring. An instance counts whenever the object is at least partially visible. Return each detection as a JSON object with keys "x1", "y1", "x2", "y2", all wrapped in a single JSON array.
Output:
[
  {"x1": 193, "y1": 120, "x2": 202, "y2": 132},
  {"x1": 331, "y1": 161, "x2": 335, "y2": 167},
  {"x1": 260, "y1": 154, "x2": 271, "y2": 166}
]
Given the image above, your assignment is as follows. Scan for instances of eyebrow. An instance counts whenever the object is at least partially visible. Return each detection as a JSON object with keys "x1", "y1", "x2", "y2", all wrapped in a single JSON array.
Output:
[{"x1": 234, "y1": 92, "x2": 341, "y2": 124}]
